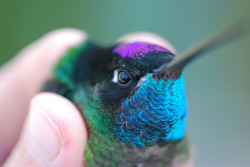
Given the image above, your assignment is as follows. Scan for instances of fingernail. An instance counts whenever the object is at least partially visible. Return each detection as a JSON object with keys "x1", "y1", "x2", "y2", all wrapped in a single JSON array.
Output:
[{"x1": 24, "y1": 100, "x2": 62, "y2": 162}]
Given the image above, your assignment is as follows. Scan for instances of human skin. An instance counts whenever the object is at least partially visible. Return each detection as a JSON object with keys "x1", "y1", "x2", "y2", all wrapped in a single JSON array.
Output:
[{"x1": 0, "y1": 29, "x2": 193, "y2": 167}]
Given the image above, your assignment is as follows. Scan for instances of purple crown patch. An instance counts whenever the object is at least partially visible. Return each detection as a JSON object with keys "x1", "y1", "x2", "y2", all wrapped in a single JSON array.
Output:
[{"x1": 113, "y1": 42, "x2": 173, "y2": 59}]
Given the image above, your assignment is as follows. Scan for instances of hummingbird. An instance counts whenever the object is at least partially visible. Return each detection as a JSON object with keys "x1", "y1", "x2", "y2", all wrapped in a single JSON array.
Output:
[{"x1": 42, "y1": 20, "x2": 249, "y2": 167}]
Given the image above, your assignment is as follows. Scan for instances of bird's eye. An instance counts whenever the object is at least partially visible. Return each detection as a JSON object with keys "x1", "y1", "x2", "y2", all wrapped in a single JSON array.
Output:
[{"x1": 118, "y1": 71, "x2": 132, "y2": 86}]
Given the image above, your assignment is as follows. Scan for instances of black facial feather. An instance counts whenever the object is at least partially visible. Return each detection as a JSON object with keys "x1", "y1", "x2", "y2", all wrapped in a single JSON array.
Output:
[
  {"x1": 65, "y1": 42, "x2": 178, "y2": 115},
  {"x1": 72, "y1": 42, "x2": 116, "y2": 85}
]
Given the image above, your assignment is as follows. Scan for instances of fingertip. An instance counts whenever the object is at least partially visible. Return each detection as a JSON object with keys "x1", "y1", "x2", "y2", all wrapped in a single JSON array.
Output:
[
  {"x1": 117, "y1": 32, "x2": 176, "y2": 54},
  {"x1": 32, "y1": 92, "x2": 88, "y2": 148},
  {"x1": 32, "y1": 93, "x2": 88, "y2": 166},
  {"x1": 17, "y1": 28, "x2": 88, "y2": 75},
  {"x1": 4, "y1": 93, "x2": 87, "y2": 166},
  {"x1": 36, "y1": 28, "x2": 88, "y2": 62},
  {"x1": 6, "y1": 28, "x2": 88, "y2": 101}
]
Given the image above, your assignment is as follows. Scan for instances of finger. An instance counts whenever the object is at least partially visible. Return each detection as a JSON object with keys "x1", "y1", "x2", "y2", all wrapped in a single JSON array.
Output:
[
  {"x1": 117, "y1": 32, "x2": 194, "y2": 167},
  {"x1": 172, "y1": 148, "x2": 194, "y2": 167},
  {"x1": 116, "y1": 32, "x2": 177, "y2": 54},
  {"x1": 0, "y1": 29, "x2": 87, "y2": 164},
  {"x1": 3, "y1": 93, "x2": 87, "y2": 167}
]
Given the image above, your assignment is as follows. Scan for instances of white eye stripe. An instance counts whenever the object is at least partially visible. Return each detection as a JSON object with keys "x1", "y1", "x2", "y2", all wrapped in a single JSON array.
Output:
[
  {"x1": 135, "y1": 76, "x2": 147, "y2": 88},
  {"x1": 112, "y1": 70, "x2": 118, "y2": 83}
]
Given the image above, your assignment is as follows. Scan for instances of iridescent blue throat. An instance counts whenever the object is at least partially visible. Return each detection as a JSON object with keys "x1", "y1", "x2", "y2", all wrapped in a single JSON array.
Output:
[{"x1": 112, "y1": 73, "x2": 187, "y2": 147}]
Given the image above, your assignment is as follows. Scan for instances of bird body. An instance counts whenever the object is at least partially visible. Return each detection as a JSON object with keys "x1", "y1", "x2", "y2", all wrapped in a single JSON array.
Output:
[
  {"x1": 43, "y1": 40, "x2": 189, "y2": 167},
  {"x1": 43, "y1": 20, "x2": 248, "y2": 167}
]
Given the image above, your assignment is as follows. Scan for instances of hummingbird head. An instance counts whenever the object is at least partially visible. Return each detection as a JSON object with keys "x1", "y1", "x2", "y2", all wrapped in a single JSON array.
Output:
[
  {"x1": 111, "y1": 42, "x2": 187, "y2": 147},
  {"x1": 60, "y1": 41, "x2": 187, "y2": 147},
  {"x1": 72, "y1": 41, "x2": 187, "y2": 147}
]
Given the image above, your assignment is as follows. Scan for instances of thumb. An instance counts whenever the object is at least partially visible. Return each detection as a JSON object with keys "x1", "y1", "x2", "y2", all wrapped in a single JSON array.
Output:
[{"x1": 3, "y1": 93, "x2": 87, "y2": 167}]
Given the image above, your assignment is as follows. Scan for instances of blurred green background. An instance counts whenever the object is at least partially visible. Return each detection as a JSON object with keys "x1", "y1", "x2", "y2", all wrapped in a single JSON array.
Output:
[{"x1": 0, "y1": 0, "x2": 250, "y2": 166}]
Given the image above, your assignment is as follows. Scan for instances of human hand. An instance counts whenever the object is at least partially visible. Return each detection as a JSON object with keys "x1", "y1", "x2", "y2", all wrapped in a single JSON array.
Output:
[
  {"x1": 0, "y1": 29, "x2": 88, "y2": 166},
  {"x1": 0, "y1": 29, "x2": 193, "y2": 167}
]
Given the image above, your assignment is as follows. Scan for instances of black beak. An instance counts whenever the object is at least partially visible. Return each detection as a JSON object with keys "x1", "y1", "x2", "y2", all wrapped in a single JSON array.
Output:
[{"x1": 154, "y1": 19, "x2": 249, "y2": 74}]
